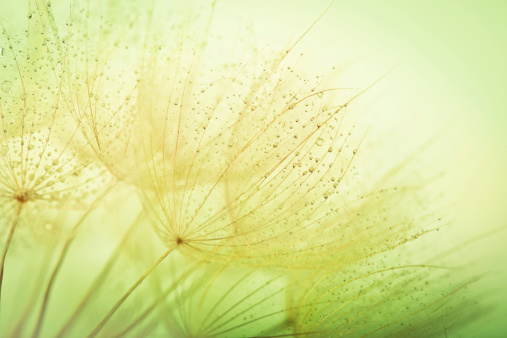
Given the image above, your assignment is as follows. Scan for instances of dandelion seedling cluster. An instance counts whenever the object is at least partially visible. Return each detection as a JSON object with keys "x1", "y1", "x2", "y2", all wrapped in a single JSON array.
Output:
[{"x1": 0, "y1": 0, "x2": 479, "y2": 337}]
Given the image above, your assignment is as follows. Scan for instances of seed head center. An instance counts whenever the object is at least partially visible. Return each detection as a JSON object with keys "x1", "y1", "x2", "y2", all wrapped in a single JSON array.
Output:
[{"x1": 14, "y1": 189, "x2": 33, "y2": 203}]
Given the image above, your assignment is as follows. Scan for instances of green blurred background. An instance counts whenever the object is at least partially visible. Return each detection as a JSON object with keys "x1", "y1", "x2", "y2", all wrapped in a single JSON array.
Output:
[
  {"x1": 2, "y1": 0, "x2": 505, "y2": 335},
  {"x1": 220, "y1": 0, "x2": 507, "y2": 336}
]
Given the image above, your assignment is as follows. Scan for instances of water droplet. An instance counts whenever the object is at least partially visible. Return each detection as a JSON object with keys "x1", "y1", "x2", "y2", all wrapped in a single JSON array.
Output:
[
  {"x1": 37, "y1": 80, "x2": 47, "y2": 89},
  {"x1": 315, "y1": 138, "x2": 324, "y2": 146},
  {"x1": 1, "y1": 81, "x2": 12, "y2": 93},
  {"x1": 317, "y1": 92, "x2": 323, "y2": 98}
]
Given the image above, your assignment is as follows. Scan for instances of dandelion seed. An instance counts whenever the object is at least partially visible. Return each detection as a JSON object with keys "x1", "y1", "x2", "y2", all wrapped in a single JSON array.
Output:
[{"x1": 0, "y1": 0, "x2": 489, "y2": 337}]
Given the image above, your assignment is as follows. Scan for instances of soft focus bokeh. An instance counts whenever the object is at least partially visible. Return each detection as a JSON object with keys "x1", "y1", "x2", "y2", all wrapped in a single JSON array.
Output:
[
  {"x1": 0, "y1": 0, "x2": 505, "y2": 336},
  {"x1": 235, "y1": 0, "x2": 507, "y2": 335}
]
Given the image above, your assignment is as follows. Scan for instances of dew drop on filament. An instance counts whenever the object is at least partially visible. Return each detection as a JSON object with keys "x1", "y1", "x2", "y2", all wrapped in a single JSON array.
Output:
[{"x1": 1, "y1": 81, "x2": 12, "y2": 93}]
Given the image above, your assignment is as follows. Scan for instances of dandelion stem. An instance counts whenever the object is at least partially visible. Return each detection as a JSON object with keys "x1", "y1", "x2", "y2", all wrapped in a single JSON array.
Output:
[
  {"x1": 0, "y1": 203, "x2": 23, "y2": 315},
  {"x1": 87, "y1": 247, "x2": 174, "y2": 338},
  {"x1": 9, "y1": 236, "x2": 63, "y2": 338},
  {"x1": 31, "y1": 182, "x2": 117, "y2": 338},
  {"x1": 111, "y1": 260, "x2": 201, "y2": 338},
  {"x1": 55, "y1": 212, "x2": 143, "y2": 338}
]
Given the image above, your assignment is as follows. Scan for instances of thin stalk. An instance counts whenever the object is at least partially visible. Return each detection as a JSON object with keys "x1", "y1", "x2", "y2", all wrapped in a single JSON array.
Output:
[
  {"x1": 112, "y1": 260, "x2": 201, "y2": 338},
  {"x1": 87, "y1": 247, "x2": 174, "y2": 338},
  {"x1": 0, "y1": 203, "x2": 23, "y2": 313},
  {"x1": 31, "y1": 183, "x2": 117, "y2": 338},
  {"x1": 56, "y1": 212, "x2": 143, "y2": 338},
  {"x1": 9, "y1": 231, "x2": 63, "y2": 338}
]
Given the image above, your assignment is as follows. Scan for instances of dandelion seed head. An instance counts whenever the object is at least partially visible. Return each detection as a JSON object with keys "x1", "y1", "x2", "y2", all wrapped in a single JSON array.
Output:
[
  {"x1": 0, "y1": 1, "x2": 493, "y2": 337},
  {"x1": 13, "y1": 188, "x2": 35, "y2": 203},
  {"x1": 114, "y1": 6, "x2": 447, "y2": 270},
  {"x1": 0, "y1": 0, "x2": 112, "y2": 249}
]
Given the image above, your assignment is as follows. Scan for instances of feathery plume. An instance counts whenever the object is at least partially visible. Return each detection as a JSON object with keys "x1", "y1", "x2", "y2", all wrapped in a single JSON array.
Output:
[{"x1": 0, "y1": 0, "x2": 491, "y2": 337}]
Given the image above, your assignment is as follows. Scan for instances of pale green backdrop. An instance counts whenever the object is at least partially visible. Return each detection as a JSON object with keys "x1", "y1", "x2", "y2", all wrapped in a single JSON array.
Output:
[{"x1": 230, "y1": 0, "x2": 507, "y2": 336}]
